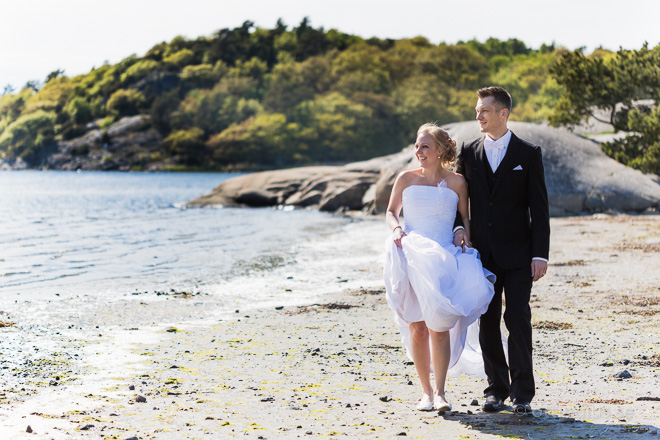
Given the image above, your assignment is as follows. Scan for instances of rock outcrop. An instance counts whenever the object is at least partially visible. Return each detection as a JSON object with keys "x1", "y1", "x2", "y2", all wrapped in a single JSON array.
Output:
[
  {"x1": 45, "y1": 115, "x2": 166, "y2": 171},
  {"x1": 187, "y1": 121, "x2": 660, "y2": 215}
]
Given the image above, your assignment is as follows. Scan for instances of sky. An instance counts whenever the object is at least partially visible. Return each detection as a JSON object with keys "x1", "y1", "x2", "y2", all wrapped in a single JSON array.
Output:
[{"x1": 2, "y1": 0, "x2": 659, "y2": 90}]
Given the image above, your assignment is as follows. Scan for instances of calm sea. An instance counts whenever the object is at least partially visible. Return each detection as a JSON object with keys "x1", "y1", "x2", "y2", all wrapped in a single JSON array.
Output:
[{"x1": 0, "y1": 171, "x2": 359, "y2": 315}]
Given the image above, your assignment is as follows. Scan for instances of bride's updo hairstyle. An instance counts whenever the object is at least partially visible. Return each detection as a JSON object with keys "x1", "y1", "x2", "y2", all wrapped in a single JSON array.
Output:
[{"x1": 417, "y1": 122, "x2": 457, "y2": 165}]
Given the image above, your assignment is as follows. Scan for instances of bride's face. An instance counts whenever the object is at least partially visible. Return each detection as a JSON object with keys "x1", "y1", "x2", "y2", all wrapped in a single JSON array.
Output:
[{"x1": 415, "y1": 133, "x2": 441, "y2": 168}]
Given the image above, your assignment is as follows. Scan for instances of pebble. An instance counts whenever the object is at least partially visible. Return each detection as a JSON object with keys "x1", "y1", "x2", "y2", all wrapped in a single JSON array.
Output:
[
  {"x1": 470, "y1": 399, "x2": 479, "y2": 406},
  {"x1": 79, "y1": 424, "x2": 94, "y2": 430},
  {"x1": 614, "y1": 370, "x2": 632, "y2": 379},
  {"x1": 129, "y1": 385, "x2": 135, "y2": 390},
  {"x1": 135, "y1": 395, "x2": 147, "y2": 403},
  {"x1": 599, "y1": 361, "x2": 614, "y2": 367},
  {"x1": 26, "y1": 425, "x2": 33, "y2": 433}
]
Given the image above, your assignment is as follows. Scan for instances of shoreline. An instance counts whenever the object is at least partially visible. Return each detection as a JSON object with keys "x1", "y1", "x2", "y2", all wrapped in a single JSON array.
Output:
[{"x1": 1, "y1": 214, "x2": 659, "y2": 439}]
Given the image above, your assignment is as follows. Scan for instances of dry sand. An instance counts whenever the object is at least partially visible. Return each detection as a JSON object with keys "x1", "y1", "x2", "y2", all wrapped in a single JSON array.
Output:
[{"x1": 1, "y1": 214, "x2": 659, "y2": 439}]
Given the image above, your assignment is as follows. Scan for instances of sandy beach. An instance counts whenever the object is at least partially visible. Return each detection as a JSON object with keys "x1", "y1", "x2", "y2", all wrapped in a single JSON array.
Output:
[{"x1": 1, "y1": 213, "x2": 659, "y2": 439}]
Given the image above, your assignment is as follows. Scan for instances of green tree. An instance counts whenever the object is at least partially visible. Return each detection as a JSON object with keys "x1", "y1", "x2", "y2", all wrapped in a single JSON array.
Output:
[
  {"x1": 550, "y1": 44, "x2": 660, "y2": 172},
  {"x1": 331, "y1": 44, "x2": 391, "y2": 95},
  {"x1": 180, "y1": 64, "x2": 220, "y2": 89},
  {"x1": 66, "y1": 97, "x2": 93, "y2": 125},
  {"x1": 393, "y1": 75, "x2": 456, "y2": 137},
  {"x1": 106, "y1": 89, "x2": 146, "y2": 116},
  {"x1": 0, "y1": 110, "x2": 57, "y2": 163},
  {"x1": 176, "y1": 77, "x2": 261, "y2": 135},
  {"x1": 291, "y1": 92, "x2": 395, "y2": 162},
  {"x1": 164, "y1": 127, "x2": 208, "y2": 165},
  {"x1": 262, "y1": 61, "x2": 315, "y2": 112},
  {"x1": 207, "y1": 113, "x2": 293, "y2": 166},
  {"x1": 120, "y1": 59, "x2": 160, "y2": 84},
  {"x1": 163, "y1": 48, "x2": 195, "y2": 68}
]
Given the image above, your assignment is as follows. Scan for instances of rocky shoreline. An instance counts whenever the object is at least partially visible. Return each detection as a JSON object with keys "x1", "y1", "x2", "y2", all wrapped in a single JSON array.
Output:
[
  {"x1": 0, "y1": 213, "x2": 658, "y2": 439},
  {"x1": 188, "y1": 121, "x2": 660, "y2": 216}
]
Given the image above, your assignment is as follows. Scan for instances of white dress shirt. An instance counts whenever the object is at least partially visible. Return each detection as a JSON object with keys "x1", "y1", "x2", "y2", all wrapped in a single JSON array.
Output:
[{"x1": 484, "y1": 130, "x2": 512, "y2": 172}]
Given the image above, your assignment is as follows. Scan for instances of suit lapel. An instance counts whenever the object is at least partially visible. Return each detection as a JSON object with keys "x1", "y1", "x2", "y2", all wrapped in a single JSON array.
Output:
[
  {"x1": 474, "y1": 137, "x2": 488, "y2": 189},
  {"x1": 491, "y1": 132, "x2": 520, "y2": 197}
]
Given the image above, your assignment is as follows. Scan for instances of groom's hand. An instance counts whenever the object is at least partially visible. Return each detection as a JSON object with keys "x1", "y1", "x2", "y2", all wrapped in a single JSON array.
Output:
[{"x1": 531, "y1": 259, "x2": 548, "y2": 282}]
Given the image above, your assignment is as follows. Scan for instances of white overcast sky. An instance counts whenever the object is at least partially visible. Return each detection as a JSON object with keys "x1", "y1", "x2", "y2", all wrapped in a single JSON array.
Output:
[{"x1": 2, "y1": 0, "x2": 659, "y2": 89}]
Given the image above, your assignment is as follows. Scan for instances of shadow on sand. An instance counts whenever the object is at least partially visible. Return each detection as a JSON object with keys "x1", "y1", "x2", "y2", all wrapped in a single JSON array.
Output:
[{"x1": 439, "y1": 405, "x2": 658, "y2": 439}]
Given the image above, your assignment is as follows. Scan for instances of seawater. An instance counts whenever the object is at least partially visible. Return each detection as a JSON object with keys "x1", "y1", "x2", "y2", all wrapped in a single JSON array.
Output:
[{"x1": 0, "y1": 170, "x2": 356, "y2": 315}]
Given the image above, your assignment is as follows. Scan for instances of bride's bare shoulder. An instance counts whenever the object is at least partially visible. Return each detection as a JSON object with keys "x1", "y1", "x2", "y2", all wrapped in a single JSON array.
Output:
[
  {"x1": 445, "y1": 171, "x2": 467, "y2": 191},
  {"x1": 397, "y1": 168, "x2": 422, "y2": 183}
]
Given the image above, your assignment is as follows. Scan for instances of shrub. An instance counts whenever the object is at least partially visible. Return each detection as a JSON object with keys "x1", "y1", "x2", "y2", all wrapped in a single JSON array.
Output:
[
  {"x1": 66, "y1": 97, "x2": 93, "y2": 124},
  {"x1": 164, "y1": 127, "x2": 207, "y2": 165},
  {"x1": 106, "y1": 89, "x2": 146, "y2": 116},
  {"x1": 0, "y1": 110, "x2": 57, "y2": 162},
  {"x1": 164, "y1": 49, "x2": 195, "y2": 67},
  {"x1": 120, "y1": 60, "x2": 160, "y2": 83},
  {"x1": 180, "y1": 64, "x2": 218, "y2": 89}
]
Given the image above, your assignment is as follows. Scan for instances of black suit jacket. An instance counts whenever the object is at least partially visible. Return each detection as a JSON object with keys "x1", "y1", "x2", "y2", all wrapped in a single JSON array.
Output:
[{"x1": 455, "y1": 132, "x2": 550, "y2": 269}]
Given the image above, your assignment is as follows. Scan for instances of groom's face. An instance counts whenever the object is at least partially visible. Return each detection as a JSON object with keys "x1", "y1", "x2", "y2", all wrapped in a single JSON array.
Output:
[{"x1": 475, "y1": 96, "x2": 508, "y2": 136}]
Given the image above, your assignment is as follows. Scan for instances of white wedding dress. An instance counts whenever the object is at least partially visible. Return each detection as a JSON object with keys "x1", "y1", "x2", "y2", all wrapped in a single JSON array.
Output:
[{"x1": 383, "y1": 182, "x2": 496, "y2": 378}]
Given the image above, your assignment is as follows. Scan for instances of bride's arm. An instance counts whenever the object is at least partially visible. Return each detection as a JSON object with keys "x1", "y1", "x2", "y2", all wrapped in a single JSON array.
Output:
[
  {"x1": 386, "y1": 172, "x2": 409, "y2": 248},
  {"x1": 454, "y1": 176, "x2": 471, "y2": 249}
]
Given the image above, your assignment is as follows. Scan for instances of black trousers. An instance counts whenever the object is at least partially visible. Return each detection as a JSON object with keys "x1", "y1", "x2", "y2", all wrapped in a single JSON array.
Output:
[{"x1": 480, "y1": 257, "x2": 535, "y2": 403}]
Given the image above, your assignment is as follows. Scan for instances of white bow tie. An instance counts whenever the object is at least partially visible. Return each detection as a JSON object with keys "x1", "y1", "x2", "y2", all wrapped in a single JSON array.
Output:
[{"x1": 484, "y1": 137, "x2": 506, "y2": 150}]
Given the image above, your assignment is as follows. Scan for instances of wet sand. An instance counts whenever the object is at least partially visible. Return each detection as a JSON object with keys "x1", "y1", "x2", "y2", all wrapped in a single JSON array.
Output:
[{"x1": 1, "y1": 214, "x2": 659, "y2": 439}]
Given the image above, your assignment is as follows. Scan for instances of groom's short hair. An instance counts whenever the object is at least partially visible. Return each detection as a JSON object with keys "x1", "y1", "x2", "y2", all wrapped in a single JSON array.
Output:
[{"x1": 477, "y1": 86, "x2": 512, "y2": 114}]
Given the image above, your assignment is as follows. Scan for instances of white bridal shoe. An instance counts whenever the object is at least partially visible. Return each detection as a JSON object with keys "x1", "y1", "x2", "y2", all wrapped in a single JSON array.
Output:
[
  {"x1": 416, "y1": 395, "x2": 434, "y2": 411},
  {"x1": 435, "y1": 400, "x2": 452, "y2": 411}
]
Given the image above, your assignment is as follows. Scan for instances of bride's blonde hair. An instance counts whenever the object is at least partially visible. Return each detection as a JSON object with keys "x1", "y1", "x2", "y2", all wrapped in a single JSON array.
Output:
[{"x1": 417, "y1": 123, "x2": 457, "y2": 166}]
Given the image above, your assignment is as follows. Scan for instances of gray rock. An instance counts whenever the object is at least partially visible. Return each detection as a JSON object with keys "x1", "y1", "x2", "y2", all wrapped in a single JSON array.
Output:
[
  {"x1": 615, "y1": 370, "x2": 633, "y2": 379},
  {"x1": 46, "y1": 115, "x2": 163, "y2": 171},
  {"x1": 187, "y1": 121, "x2": 660, "y2": 215}
]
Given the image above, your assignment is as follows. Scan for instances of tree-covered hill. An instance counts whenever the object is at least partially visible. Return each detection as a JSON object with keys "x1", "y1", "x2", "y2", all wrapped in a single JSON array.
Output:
[{"x1": 0, "y1": 19, "x2": 567, "y2": 171}]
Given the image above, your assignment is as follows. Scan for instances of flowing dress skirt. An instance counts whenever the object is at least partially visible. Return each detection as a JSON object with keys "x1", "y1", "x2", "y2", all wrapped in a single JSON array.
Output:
[{"x1": 384, "y1": 232, "x2": 496, "y2": 378}]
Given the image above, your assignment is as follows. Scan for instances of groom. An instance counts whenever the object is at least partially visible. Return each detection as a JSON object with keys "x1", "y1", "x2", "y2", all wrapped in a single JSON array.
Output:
[{"x1": 454, "y1": 86, "x2": 550, "y2": 414}]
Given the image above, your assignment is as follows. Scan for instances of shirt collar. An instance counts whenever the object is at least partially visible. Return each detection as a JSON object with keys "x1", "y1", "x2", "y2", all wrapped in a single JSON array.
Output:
[{"x1": 485, "y1": 130, "x2": 512, "y2": 149}]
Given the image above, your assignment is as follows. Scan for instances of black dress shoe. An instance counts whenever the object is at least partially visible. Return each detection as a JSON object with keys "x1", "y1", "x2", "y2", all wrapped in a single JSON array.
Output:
[
  {"x1": 482, "y1": 395, "x2": 504, "y2": 412},
  {"x1": 512, "y1": 399, "x2": 532, "y2": 414}
]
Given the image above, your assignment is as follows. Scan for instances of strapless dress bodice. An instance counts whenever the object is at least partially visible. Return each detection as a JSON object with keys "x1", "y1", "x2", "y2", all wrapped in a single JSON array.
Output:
[{"x1": 402, "y1": 183, "x2": 458, "y2": 248}]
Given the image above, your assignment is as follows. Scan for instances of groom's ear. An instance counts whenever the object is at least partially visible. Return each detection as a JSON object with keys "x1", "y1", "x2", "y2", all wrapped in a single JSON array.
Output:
[{"x1": 500, "y1": 107, "x2": 510, "y2": 120}]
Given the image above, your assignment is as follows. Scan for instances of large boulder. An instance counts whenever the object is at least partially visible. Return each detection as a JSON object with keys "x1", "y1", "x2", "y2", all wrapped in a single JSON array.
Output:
[
  {"x1": 188, "y1": 121, "x2": 660, "y2": 215},
  {"x1": 447, "y1": 121, "x2": 660, "y2": 215}
]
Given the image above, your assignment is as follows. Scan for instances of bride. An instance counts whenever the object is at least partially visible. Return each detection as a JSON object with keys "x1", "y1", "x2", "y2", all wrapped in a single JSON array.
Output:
[{"x1": 384, "y1": 122, "x2": 495, "y2": 411}]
